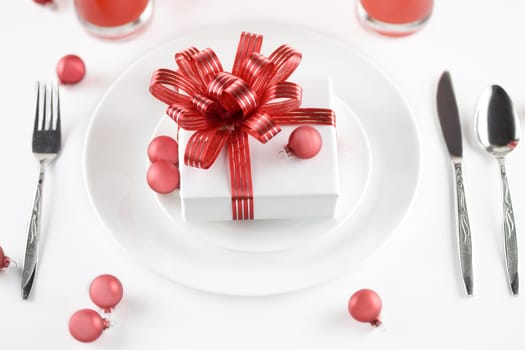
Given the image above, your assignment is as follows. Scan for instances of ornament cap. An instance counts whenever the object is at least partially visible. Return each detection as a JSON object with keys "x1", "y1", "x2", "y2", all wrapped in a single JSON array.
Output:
[{"x1": 370, "y1": 319, "x2": 382, "y2": 327}]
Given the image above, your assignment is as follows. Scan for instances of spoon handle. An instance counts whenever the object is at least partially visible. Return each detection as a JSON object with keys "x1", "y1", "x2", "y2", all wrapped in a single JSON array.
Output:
[
  {"x1": 498, "y1": 157, "x2": 519, "y2": 295},
  {"x1": 453, "y1": 162, "x2": 473, "y2": 295}
]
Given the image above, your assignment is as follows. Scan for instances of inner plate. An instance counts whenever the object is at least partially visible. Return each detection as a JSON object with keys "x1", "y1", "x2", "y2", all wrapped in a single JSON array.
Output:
[
  {"x1": 84, "y1": 22, "x2": 421, "y2": 295},
  {"x1": 153, "y1": 97, "x2": 371, "y2": 253}
]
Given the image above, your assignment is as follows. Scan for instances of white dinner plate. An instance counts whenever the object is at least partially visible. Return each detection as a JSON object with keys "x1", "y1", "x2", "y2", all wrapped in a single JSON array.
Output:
[{"x1": 84, "y1": 22, "x2": 421, "y2": 295}]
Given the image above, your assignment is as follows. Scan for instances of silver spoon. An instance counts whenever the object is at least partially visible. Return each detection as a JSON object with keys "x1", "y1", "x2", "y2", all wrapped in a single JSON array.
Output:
[{"x1": 475, "y1": 85, "x2": 520, "y2": 295}]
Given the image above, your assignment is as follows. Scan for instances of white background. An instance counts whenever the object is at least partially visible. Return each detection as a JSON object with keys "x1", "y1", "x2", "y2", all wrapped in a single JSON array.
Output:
[{"x1": 1, "y1": 0, "x2": 525, "y2": 348}]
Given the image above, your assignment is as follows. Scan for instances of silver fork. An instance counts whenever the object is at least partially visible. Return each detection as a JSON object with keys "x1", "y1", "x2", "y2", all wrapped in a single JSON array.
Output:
[{"x1": 21, "y1": 81, "x2": 62, "y2": 300}]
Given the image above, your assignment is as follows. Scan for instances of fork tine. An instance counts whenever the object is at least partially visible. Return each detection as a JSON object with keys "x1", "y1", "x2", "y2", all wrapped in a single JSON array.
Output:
[
  {"x1": 55, "y1": 84, "x2": 61, "y2": 133},
  {"x1": 41, "y1": 83, "x2": 47, "y2": 131},
  {"x1": 34, "y1": 81, "x2": 40, "y2": 133},
  {"x1": 48, "y1": 85, "x2": 54, "y2": 131}
]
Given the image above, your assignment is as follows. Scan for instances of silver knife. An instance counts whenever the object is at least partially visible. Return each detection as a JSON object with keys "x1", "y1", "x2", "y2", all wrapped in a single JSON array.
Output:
[{"x1": 436, "y1": 71, "x2": 474, "y2": 295}]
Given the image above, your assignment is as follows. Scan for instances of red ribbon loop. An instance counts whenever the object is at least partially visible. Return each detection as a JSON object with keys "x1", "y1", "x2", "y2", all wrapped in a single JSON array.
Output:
[
  {"x1": 232, "y1": 32, "x2": 263, "y2": 77},
  {"x1": 221, "y1": 78, "x2": 258, "y2": 116},
  {"x1": 259, "y1": 81, "x2": 303, "y2": 114},
  {"x1": 175, "y1": 47, "x2": 205, "y2": 91},
  {"x1": 150, "y1": 69, "x2": 194, "y2": 105},
  {"x1": 241, "y1": 111, "x2": 281, "y2": 143},
  {"x1": 166, "y1": 104, "x2": 209, "y2": 130},
  {"x1": 185, "y1": 129, "x2": 231, "y2": 169},
  {"x1": 150, "y1": 32, "x2": 336, "y2": 220},
  {"x1": 268, "y1": 45, "x2": 302, "y2": 85},
  {"x1": 237, "y1": 52, "x2": 275, "y2": 97}
]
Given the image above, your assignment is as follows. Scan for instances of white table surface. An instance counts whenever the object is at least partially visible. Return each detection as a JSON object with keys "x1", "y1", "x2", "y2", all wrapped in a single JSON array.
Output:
[{"x1": 2, "y1": 0, "x2": 525, "y2": 348}]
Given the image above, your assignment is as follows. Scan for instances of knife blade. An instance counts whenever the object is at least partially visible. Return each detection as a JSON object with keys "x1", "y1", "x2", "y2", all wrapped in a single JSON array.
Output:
[{"x1": 436, "y1": 71, "x2": 474, "y2": 295}]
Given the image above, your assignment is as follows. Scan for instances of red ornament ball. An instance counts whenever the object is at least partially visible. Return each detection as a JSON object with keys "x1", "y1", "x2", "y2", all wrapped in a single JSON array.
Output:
[
  {"x1": 147, "y1": 160, "x2": 180, "y2": 194},
  {"x1": 33, "y1": 0, "x2": 53, "y2": 4},
  {"x1": 0, "y1": 246, "x2": 10, "y2": 269},
  {"x1": 348, "y1": 289, "x2": 382, "y2": 327},
  {"x1": 148, "y1": 136, "x2": 179, "y2": 164},
  {"x1": 69, "y1": 309, "x2": 109, "y2": 343},
  {"x1": 89, "y1": 274, "x2": 124, "y2": 313},
  {"x1": 56, "y1": 54, "x2": 86, "y2": 84},
  {"x1": 287, "y1": 126, "x2": 322, "y2": 159}
]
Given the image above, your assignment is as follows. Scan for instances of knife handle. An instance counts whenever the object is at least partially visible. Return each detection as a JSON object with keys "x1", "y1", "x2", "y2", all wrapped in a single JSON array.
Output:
[
  {"x1": 497, "y1": 157, "x2": 519, "y2": 295},
  {"x1": 453, "y1": 162, "x2": 473, "y2": 295}
]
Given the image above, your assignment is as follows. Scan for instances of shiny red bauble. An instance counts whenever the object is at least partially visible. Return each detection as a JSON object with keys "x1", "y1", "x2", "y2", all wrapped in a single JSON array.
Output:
[
  {"x1": 287, "y1": 126, "x2": 322, "y2": 159},
  {"x1": 69, "y1": 309, "x2": 109, "y2": 343},
  {"x1": 147, "y1": 160, "x2": 180, "y2": 194},
  {"x1": 0, "y1": 246, "x2": 10, "y2": 269},
  {"x1": 89, "y1": 274, "x2": 124, "y2": 313},
  {"x1": 56, "y1": 54, "x2": 86, "y2": 84},
  {"x1": 33, "y1": 0, "x2": 53, "y2": 4},
  {"x1": 148, "y1": 136, "x2": 179, "y2": 164},
  {"x1": 348, "y1": 289, "x2": 382, "y2": 327}
]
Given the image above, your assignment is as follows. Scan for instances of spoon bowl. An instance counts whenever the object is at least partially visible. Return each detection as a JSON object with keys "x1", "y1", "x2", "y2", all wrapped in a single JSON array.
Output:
[{"x1": 475, "y1": 85, "x2": 520, "y2": 157}]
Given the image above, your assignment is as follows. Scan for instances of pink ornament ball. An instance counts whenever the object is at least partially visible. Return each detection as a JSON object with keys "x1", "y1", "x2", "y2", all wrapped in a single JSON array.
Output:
[
  {"x1": 69, "y1": 309, "x2": 109, "y2": 343},
  {"x1": 147, "y1": 160, "x2": 180, "y2": 194},
  {"x1": 148, "y1": 136, "x2": 179, "y2": 164},
  {"x1": 89, "y1": 274, "x2": 124, "y2": 312},
  {"x1": 0, "y1": 246, "x2": 10, "y2": 269},
  {"x1": 348, "y1": 289, "x2": 382, "y2": 327},
  {"x1": 287, "y1": 126, "x2": 322, "y2": 159},
  {"x1": 56, "y1": 54, "x2": 86, "y2": 84}
]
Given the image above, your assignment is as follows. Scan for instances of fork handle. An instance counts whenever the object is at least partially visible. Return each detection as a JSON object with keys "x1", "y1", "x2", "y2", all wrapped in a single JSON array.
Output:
[{"x1": 21, "y1": 161, "x2": 46, "y2": 299}]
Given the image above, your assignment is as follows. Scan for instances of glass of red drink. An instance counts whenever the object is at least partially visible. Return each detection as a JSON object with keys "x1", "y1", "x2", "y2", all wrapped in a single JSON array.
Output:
[
  {"x1": 74, "y1": 0, "x2": 153, "y2": 39},
  {"x1": 356, "y1": 0, "x2": 433, "y2": 36}
]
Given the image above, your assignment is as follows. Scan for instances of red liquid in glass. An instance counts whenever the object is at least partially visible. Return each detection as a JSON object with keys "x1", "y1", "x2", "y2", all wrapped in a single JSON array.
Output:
[
  {"x1": 74, "y1": 0, "x2": 149, "y2": 27},
  {"x1": 360, "y1": 0, "x2": 433, "y2": 24}
]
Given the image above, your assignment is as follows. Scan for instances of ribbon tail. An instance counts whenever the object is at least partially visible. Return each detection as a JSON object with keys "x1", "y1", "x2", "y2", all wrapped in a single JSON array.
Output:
[{"x1": 228, "y1": 130, "x2": 254, "y2": 220}]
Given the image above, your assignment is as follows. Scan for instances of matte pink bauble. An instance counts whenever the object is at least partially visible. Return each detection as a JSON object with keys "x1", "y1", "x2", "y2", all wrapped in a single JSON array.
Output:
[
  {"x1": 348, "y1": 289, "x2": 382, "y2": 327},
  {"x1": 147, "y1": 160, "x2": 180, "y2": 194},
  {"x1": 287, "y1": 126, "x2": 322, "y2": 159},
  {"x1": 69, "y1": 309, "x2": 109, "y2": 343},
  {"x1": 148, "y1": 136, "x2": 179, "y2": 164},
  {"x1": 89, "y1": 274, "x2": 124, "y2": 312},
  {"x1": 56, "y1": 54, "x2": 86, "y2": 84},
  {"x1": 0, "y1": 246, "x2": 10, "y2": 269}
]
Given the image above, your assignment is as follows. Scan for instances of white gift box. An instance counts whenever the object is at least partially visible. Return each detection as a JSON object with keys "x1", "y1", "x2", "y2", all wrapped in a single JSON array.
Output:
[{"x1": 178, "y1": 77, "x2": 340, "y2": 221}]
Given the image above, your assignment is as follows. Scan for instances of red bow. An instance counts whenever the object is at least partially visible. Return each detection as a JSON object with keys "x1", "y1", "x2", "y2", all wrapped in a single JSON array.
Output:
[{"x1": 150, "y1": 32, "x2": 335, "y2": 220}]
